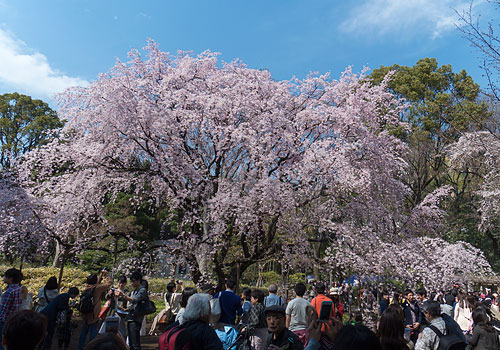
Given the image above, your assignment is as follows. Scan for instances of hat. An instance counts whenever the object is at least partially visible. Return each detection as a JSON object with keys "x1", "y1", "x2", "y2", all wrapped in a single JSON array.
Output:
[
  {"x1": 264, "y1": 305, "x2": 286, "y2": 316},
  {"x1": 330, "y1": 287, "x2": 340, "y2": 295}
]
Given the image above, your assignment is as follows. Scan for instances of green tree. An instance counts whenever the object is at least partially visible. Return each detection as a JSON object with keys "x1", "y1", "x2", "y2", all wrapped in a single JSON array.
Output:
[
  {"x1": 0, "y1": 92, "x2": 63, "y2": 168},
  {"x1": 371, "y1": 58, "x2": 490, "y2": 206}
]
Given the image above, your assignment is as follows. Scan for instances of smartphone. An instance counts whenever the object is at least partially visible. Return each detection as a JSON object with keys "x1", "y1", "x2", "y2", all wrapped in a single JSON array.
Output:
[
  {"x1": 105, "y1": 316, "x2": 120, "y2": 333},
  {"x1": 319, "y1": 300, "x2": 333, "y2": 320}
]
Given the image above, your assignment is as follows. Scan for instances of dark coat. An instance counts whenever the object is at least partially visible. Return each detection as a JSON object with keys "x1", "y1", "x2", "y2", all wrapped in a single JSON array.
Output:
[
  {"x1": 182, "y1": 319, "x2": 223, "y2": 350},
  {"x1": 41, "y1": 293, "x2": 71, "y2": 325},
  {"x1": 469, "y1": 323, "x2": 498, "y2": 350},
  {"x1": 402, "y1": 300, "x2": 421, "y2": 326},
  {"x1": 266, "y1": 327, "x2": 304, "y2": 350}
]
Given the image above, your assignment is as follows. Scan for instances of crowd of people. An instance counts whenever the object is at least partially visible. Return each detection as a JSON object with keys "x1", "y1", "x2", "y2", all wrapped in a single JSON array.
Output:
[{"x1": 0, "y1": 266, "x2": 499, "y2": 350}]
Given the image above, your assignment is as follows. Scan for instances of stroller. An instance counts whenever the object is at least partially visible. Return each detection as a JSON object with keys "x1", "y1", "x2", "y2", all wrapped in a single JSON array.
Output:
[{"x1": 215, "y1": 324, "x2": 251, "y2": 350}]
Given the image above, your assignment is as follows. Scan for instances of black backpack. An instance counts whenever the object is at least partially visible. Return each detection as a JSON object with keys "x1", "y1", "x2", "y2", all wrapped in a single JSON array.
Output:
[
  {"x1": 79, "y1": 287, "x2": 96, "y2": 315},
  {"x1": 428, "y1": 325, "x2": 466, "y2": 350}
]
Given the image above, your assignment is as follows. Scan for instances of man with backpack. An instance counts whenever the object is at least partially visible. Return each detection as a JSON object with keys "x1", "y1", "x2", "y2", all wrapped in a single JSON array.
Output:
[
  {"x1": 415, "y1": 300, "x2": 466, "y2": 350},
  {"x1": 78, "y1": 271, "x2": 111, "y2": 350},
  {"x1": 213, "y1": 278, "x2": 242, "y2": 326},
  {"x1": 265, "y1": 284, "x2": 287, "y2": 308}
]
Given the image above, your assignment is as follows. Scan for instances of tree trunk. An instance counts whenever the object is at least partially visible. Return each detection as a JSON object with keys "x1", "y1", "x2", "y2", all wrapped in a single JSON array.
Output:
[
  {"x1": 57, "y1": 252, "x2": 67, "y2": 289},
  {"x1": 52, "y1": 240, "x2": 62, "y2": 268}
]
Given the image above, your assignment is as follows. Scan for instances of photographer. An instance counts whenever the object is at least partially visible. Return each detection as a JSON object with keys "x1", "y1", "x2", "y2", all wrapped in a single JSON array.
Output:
[{"x1": 117, "y1": 271, "x2": 148, "y2": 350}]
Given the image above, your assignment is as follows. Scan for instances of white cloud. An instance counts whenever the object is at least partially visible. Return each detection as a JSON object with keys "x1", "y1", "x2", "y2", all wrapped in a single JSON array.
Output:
[
  {"x1": 0, "y1": 28, "x2": 88, "y2": 99},
  {"x1": 340, "y1": 0, "x2": 486, "y2": 39}
]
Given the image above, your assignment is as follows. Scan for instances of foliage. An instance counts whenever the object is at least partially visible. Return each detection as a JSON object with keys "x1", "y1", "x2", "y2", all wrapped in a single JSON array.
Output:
[
  {"x1": 0, "y1": 92, "x2": 63, "y2": 169},
  {"x1": 288, "y1": 273, "x2": 306, "y2": 286}
]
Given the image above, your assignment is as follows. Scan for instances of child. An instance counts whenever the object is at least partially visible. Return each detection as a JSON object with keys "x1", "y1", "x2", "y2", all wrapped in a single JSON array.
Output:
[{"x1": 56, "y1": 309, "x2": 77, "y2": 350}]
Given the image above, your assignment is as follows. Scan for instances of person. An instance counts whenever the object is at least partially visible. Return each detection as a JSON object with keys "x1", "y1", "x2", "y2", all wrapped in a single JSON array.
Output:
[
  {"x1": 165, "y1": 280, "x2": 182, "y2": 322},
  {"x1": 117, "y1": 271, "x2": 148, "y2": 350},
  {"x1": 78, "y1": 271, "x2": 111, "y2": 350},
  {"x1": 0, "y1": 268, "x2": 22, "y2": 350},
  {"x1": 310, "y1": 282, "x2": 334, "y2": 332},
  {"x1": 19, "y1": 285, "x2": 33, "y2": 310},
  {"x1": 41, "y1": 287, "x2": 80, "y2": 350},
  {"x1": 454, "y1": 294, "x2": 474, "y2": 333},
  {"x1": 415, "y1": 300, "x2": 448, "y2": 350},
  {"x1": 265, "y1": 305, "x2": 303, "y2": 350},
  {"x1": 380, "y1": 290, "x2": 390, "y2": 316},
  {"x1": 1, "y1": 310, "x2": 47, "y2": 350},
  {"x1": 214, "y1": 278, "x2": 243, "y2": 326},
  {"x1": 401, "y1": 289, "x2": 420, "y2": 343},
  {"x1": 333, "y1": 323, "x2": 383, "y2": 350},
  {"x1": 377, "y1": 305, "x2": 410, "y2": 350},
  {"x1": 241, "y1": 287, "x2": 252, "y2": 324},
  {"x1": 329, "y1": 288, "x2": 344, "y2": 321},
  {"x1": 106, "y1": 275, "x2": 129, "y2": 337},
  {"x1": 175, "y1": 287, "x2": 197, "y2": 325},
  {"x1": 179, "y1": 293, "x2": 224, "y2": 350},
  {"x1": 84, "y1": 332, "x2": 128, "y2": 350},
  {"x1": 440, "y1": 294, "x2": 454, "y2": 318},
  {"x1": 286, "y1": 283, "x2": 311, "y2": 345},
  {"x1": 247, "y1": 289, "x2": 268, "y2": 350},
  {"x1": 468, "y1": 307, "x2": 498, "y2": 350},
  {"x1": 265, "y1": 284, "x2": 286, "y2": 308},
  {"x1": 35, "y1": 276, "x2": 59, "y2": 312},
  {"x1": 56, "y1": 308, "x2": 77, "y2": 350}
]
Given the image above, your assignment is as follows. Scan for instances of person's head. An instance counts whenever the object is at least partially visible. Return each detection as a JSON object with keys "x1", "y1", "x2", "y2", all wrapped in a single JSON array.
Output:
[
  {"x1": 167, "y1": 281, "x2": 176, "y2": 293},
  {"x1": 3, "y1": 268, "x2": 22, "y2": 285},
  {"x1": 377, "y1": 305, "x2": 406, "y2": 350},
  {"x1": 416, "y1": 288, "x2": 427, "y2": 302},
  {"x1": 86, "y1": 274, "x2": 98, "y2": 286},
  {"x1": 334, "y1": 324, "x2": 382, "y2": 350},
  {"x1": 45, "y1": 276, "x2": 58, "y2": 290},
  {"x1": 294, "y1": 283, "x2": 306, "y2": 297},
  {"x1": 200, "y1": 283, "x2": 215, "y2": 295},
  {"x1": 444, "y1": 294, "x2": 454, "y2": 307},
  {"x1": 129, "y1": 271, "x2": 143, "y2": 289},
  {"x1": 315, "y1": 282, "x2": 325, "y2": 295},
  {"x1": 241, "y1": 287, "x2": 251, "y2": 301},
  {"x1": 466, "y1": 295, "x2": 477, "y2": 310},
  {"x1": 68, "y1": 287, "x2": 79, "y2": 298},
  {"x1": 268, "y1": 284, "x2": 278, "y2": 295},
  {"x1": 392, "y1": 292, "x2": 400, "y2": 304},
  {"x1": 472, "y1": 307, "x2": 490, "y2": 325},
  {"x1": 382, "y1": 290, "x2": 389, "y2": 300},
  {"x1": 422, "y1": 300, "x2": 441, "y2": 321},
  {"x1": 117, "y1": 276, "x2": 127, "y2": 290},
  {"x1": 404, "y1": 289, "x2": 414, "y2": 302},
  {"x1": 84, "y1": 332, "x2": 128, "y2": 350},
  {"x1": 265, "y1": 305, "x2": 286, "y2": 335},
  {"x1": 2, "y1": 310, "x2": 47, "y2": 350},
  {"x1": 225, "y1": 278, "x2": 236, "y2": 291},
  {"x1": 251, "y1": 289, "x2": 265, "y2": 306},
  {"x1": 182, "y1": 293, "x2": 211, "y2": 323},
  {"x1": 180, "y1": 287, "x2": 197, "y2": 308}
]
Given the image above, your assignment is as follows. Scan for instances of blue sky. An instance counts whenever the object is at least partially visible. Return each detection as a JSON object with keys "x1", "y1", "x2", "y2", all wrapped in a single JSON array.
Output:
[{"x1": 0, "y1": 0, "x2": 496, "y2": 105}]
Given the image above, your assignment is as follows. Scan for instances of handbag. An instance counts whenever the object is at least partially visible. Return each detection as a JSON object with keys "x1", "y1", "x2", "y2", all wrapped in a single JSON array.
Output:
[{"x1": 135, "y1": 298, "x2": 156, "y2": 316}]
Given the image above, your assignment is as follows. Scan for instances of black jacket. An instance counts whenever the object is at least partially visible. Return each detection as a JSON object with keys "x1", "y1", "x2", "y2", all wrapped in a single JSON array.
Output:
[
  {"x1": 182, "y1": 319, "x2": 223, "y2": 350},
  {"x1": 266, "y1": 327, "x2": 304, "y2": 350}
]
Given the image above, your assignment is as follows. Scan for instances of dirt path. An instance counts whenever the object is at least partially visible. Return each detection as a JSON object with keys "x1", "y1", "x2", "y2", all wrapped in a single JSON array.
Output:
[{"x1": 60, "y1": 317, "x2": 160, "y2": 350}]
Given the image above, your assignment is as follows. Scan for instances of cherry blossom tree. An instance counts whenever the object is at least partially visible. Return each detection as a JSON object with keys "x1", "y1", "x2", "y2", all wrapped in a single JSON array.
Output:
[
  {"x1": 49, "y1": 41, "x2": 414, "y2": 286},
  {"x1": 0, "y1": 170, "x2": 46, "y2": 262}
]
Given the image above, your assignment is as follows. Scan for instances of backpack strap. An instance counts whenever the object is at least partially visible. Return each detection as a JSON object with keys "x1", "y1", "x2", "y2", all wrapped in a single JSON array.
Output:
[{"x1": 428, "y1": 325, "x2": 444, "y2": 338}]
